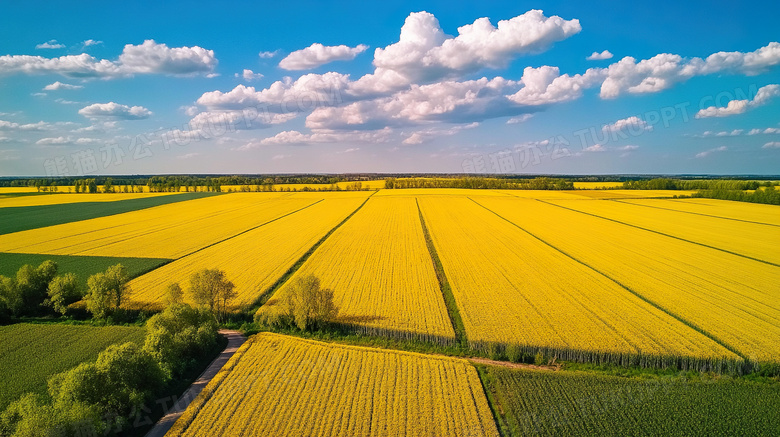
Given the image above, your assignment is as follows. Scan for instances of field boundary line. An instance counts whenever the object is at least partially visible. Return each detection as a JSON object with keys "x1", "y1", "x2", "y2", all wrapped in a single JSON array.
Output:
[
  {"x1": 416, "y1": 198, "x2": 468, "y2": 346},
  {"x1": 537, "y1": 199, "x2": 780, "y2": 268},
  {"x1": 611, "y1": 198, "x2": 780, "y2": 228},
  {"x1": 468, "y1": 197, "x2": 749, "y2": 364},
  {"x1": 252, "y1": 191, "x2": 377, "y2": 307},
  {"x1": 174, "y1": 199, "x2": 324, "y2": 261}
]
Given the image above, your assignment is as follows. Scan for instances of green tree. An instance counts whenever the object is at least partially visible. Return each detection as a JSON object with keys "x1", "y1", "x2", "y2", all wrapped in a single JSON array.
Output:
[
  {"x1": 103, "y1": 177, "x2": 113, "y2": 193},
  {"x1": 163, "y1": 282, "x2": 184, "y2": 306},
  {"x1": 277, "y1": 274, "x2": 338, "y2": 330},
  {"x1": 87, "y1": 179, "x2": 97, "y2": 193},
  {"x1": 48, "y1": 342, "x2": 164, "y2": 425},
  {"x1": 0, "y1": 393, "x2": 103, "y2": 437},
  {"x1": 0, "y1": 261, "x2": 58, "y2": 316},
  {"x1": 188, "y1": 268, "x2": 235, "y2": 322},
  {"x1": 46, "y1": 273, "x2": 81, "y2": 315},
  {"x1": 84, "y1": 264, "x2": 129, "y2": 319},
  {"x1": 143, "y1": 303, "x2": 218, "y2": 378}
]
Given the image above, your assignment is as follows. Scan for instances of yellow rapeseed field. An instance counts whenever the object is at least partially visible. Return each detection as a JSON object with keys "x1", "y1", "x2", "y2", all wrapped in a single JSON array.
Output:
[
  {"x1": 475, "y1": 196, "x2": 780, "y2": 363},
  {"x1": 545, "y1": 199, "x2": 780, "y2": 265},
  {"x1": 572, "y1": 181, "x2": 625, "y2": 189},
  {"x1": 167, "y1": 333, "x2": 499, "y2": 437},
  {"x1": 256, "y1": 196, "x2": 455, "y2": 343},
  {"x1": 0, "y1": 193, "x2": 316, "y2": 258},
  {"x1": 126, "y1": 193, "x2": 371, "y2": 308},
  {"x1": 569, "y1": 189, "x2": 697, "y2": 199},
  {"x1": 418, "y1": 196, "x2": 737, "y2": 366},
  {"x1": 621, "y1": 198, "x2": 780, "y2": 227},
  {"x1": 0, "y1": 192, "x2": 176, "y2": 208}
]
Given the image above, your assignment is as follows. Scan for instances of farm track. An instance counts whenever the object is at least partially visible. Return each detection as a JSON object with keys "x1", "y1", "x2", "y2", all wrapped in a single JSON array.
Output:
[{"x1": 145, "y1": 330, "x2": 246, "y2": 437}]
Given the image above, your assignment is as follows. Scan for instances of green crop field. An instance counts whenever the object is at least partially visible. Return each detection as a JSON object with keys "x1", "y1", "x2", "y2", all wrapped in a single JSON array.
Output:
[
  {"x1": 481, "y1": 366, "x2": 780, "y2": 436},
  {"x1": 0, "y1": 192, "x2": 219, "y2": 235},
  {"x1": 0, "y1": 253, "x2": 170, "y2": 289},
  {"x1": 0, "y1": 324, "x2": 146, "y2": 409}
]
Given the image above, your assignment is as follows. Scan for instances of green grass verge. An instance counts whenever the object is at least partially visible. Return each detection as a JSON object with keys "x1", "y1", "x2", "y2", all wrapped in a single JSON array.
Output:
[
  {"x1": 0, "y1": 323, "x2": 146, "y2": 410},
  {"x1": 0, "y1": 253, "x2": 170, "y2": 289},
  {"x1": 0, "y1": 192, "x2": 220, "y2": 235},
  {"x1": 481, "y1": 364, "x2": 780, "y2": 436}
]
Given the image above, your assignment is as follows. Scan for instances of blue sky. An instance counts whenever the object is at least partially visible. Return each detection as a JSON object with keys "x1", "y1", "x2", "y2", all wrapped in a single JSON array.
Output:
[{"x1": 1, "y1": 0, "x2": 779, "y2": 176}]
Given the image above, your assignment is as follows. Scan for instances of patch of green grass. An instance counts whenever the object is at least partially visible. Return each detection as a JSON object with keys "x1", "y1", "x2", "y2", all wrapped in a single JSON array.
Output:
[
  {"x1": 0, "y1": 253, "x2": 170, "y2": 288},
  {"x1": 481, "y1": 365, "x2": 780, "y2": 436},
  {"x1": 0, "y1": 192, "x2": 220, "y2": 235},
  {"x1": 0, "y1": 323, "x2": 146, "y2": 410}
]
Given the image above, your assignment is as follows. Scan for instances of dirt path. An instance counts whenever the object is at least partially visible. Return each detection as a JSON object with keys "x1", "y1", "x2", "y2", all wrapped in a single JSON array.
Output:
[
  {"x1": 145, "y1": 329, "x2": 246, "y2": 437},
  {"x1": 469, "y1": 357, "x2": 560, "y2": 371}
]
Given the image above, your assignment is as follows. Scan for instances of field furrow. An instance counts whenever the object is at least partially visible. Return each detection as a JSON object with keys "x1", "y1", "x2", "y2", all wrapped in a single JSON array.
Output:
[{"x1": 257, "y1": 196, "x2": 456, "y2": 343}]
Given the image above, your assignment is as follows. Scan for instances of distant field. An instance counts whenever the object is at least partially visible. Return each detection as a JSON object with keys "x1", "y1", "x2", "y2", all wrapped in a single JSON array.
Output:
[
  {"x1": 418, "y1": 196, "x2": 735, "y2": 366},
  {"x1": 622, "y1": 198, "x2": 780, "y2": 227},
  {"x1": 168, "y1": 333, "x2": 499, "y2": 437},
  {"x1": 0, "y1": 324, "x2": 145, "y2": 409},
  {"x1": 0, "y1": 253, "x2": 169, "y2": 288},
  {"x1": 0, "y1": 193, "x2": 314, "y2": 258},
  {"x1": 0, "y1": 192, "x2": 176, "y2": 208},
  {"x1": 475, "y1": 196, "x2": 780, "y2": 363},
  {"x1": 483, "y1": 366, "x2": 780, "y2": 436},
  {"x1": 258, "y1": 196, "x2": 456, "y2": 343},
  {"x1": 221, "y1": 180, "x2": 385, "y2": 191},
  {"x1": 127, "y1": 193, "x2": 371, "y2": 308},
  {"x1": 0, "y1": 192, "x2": 218, "y2": 235},
  {"x1": 546, "y1": 198, "x2": 780, "y2": 265},
  {"x1": 572, "y1": 181, "x2": 625, "y2": 189}
]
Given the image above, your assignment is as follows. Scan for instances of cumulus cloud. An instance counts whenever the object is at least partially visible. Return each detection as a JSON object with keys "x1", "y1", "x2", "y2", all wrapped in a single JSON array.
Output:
[
  {"x1": 506, "y1": 114, "x2": 533, "y2": 124},
  {"x1": 81, "y1": 39, "x2": 103, "y2": 48},
  {"x1": 363, "y1": 10, "x2": 580, "y2": 88},
  {"x1": 236, "y1": 69, "x2": 263, "y2": 81},
  {"x1": 35, "y1": 136, "x2": 102, "y2": 146},
  {"x1": 252, "y1": 127, "x2": 393, "y2": 147},
  {"x1": 599, "y1": 43, "x2": 780, "y2": 98},
  {"x1": 695, "y1": 84, "x2": 780, "y2": 118},
  {"x1": 507, "y1": 66, "x2": 604, "y2": 105},
  {"x1": 763, "y1": 142, "x2": 780, "y2": 149},
  {"x1": 587, "y1": 50, "x2": 613, "y2": 60},
  {"x1": 583, "y1": 144, "x2": 607, "y2": 152},
  {"x1": 0, "y1": 40, "x2": 217, "y2": 78},
  {"x1": 695, "y1": 145, "x2": 727, "y2": 158},
  {"x1": 0, "y1": 120, "x2": 52, "y2": 131},
  {"x1": 43, "y1": 81, "x2": 83, "y2": 91},
  {"x1": 78, "y1": 102, "x2": 152, "y2": 120},
  {"x1": 36, "y1": 40, "x2": 65, "y2": 50},
  {"x1": 279, "y1": 43, "x2": 369, "y2": 70},
  {"x1": 258, "y1": 50, "x2": 279, "y2": 59},
  {"x1": 602, "y1": 116, "x2": 653, "y2": 133}
]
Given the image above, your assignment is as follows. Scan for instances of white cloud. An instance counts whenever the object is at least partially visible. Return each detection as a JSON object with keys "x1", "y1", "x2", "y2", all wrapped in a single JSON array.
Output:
[
  {"x1": 337, "y1": 147, "x2": 360, "y2": 154},
  {"x1": 506, "y1": 114, "x2": 534, "y2": 124},
  {"x1": 763, "y1": 142, "x2": 780, "y2": 149},
  {"x1": 600, "y1": 43, "x2": 780, "y2": 98},
  {"x1": 0, "y1": 120, "x2": 52, "y2": 131},
  {"x1": 43, "y1": 81, "x2": 83, "y2": 91},
  {"x1": 259, "y1": 50, "x2": 279, "y2": 59},
  {"x1": 81, "y1": 39, "x2": 103, "y2": 48},
  {"x1": 583, "y1": 144, "x2": 607, "y2": 152},
  {"x1": 177, "y1": 152, "x2": 200, "y2": 159},
  {"x1": 602, "y1": 116, "x2": 653, "y2": 133},
  {"x1": 78, "y1": 102, "x2": 152, "y2": 119},
  {"x1": 279, "y1": 43, "x2": 368, "y2": 70},
  {"x1": 1, "y1": 40, "x2": 217, "y2": 78},
  {"x1": 272, "y1": 154, "x2": 290, "y2": 160},
  {"x1": 507, "y1": 66, "x2": 604, "y2": 105},
  {"x1": 695, "y1": 145, "x2": 727, "y2": 158},
  {"x1": 252, "y1": 127, "x2": 393, "y2": 147},
  {"x1": 35, "y1": 136, "x2": 102, "y2": 146},
  {"x1": 617, "y1": 145, "x2": 639, "y2": 151},
  {"x1": 367, "y1": 10, "x2": 580, "y2": 87},
  {"x1": 695, "y1": 84, "x2": 780, "y2": 118},
  {"x1": 54, "y1": 98, "x2": 81, "y2": 105},
  {"x1": 401, "y1": 122, "x2": 478, "y2": 144},
  {"x1": 236, "y1": 69, "x2": 263, "y2": 81},
  {"x1": 587, "y1": 50, "x2": 613, "y2": 61},
  {"x1": 180, "y1": 105, "x2": 200, "y2": 117},
  {"x1": 36, "y1": 40, "x2": 65, "y2": 50},
  {"x1": 0, "y1": 136, "x2": 10, "y2": 143}
]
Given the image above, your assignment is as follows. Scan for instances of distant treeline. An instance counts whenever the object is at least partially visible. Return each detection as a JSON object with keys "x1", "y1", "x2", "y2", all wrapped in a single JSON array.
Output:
[
  {"x1": 0, "y1": 174, "x2": 371, "y2": 189},
  {"x1": 692, "y1": 188, "x2": 780, "y2": 205},
  {"x1": 384, "y1": 177, "x2": 574, "y2": 190},
  {"x1": 622, "y1": 178, "x2": 776, "y2": 191}
]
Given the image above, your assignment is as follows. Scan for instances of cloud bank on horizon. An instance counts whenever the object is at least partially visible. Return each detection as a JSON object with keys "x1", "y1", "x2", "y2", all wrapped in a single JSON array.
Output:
[{"x1": 0, "y1": 2, "x2": 779, "y2": 175}]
